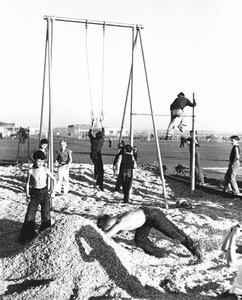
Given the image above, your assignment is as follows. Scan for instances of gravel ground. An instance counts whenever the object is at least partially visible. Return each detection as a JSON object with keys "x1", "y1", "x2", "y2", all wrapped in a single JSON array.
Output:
[{"x1": 1, "y1": 163, "x2": 242, "y2": 299}]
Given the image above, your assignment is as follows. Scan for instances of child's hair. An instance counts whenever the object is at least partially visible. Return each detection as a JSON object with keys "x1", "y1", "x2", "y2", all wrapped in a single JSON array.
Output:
[
  {"x1": 40, "y1": 138, "x2": 48, "y2": 145},
  {"x1": 97, "y1": 214, "x2": 110, "y2": 230},
  {"x1": 95, "y1": 131, "x2": 103, "y2": 139},
  {"x1": 60, "y1": 139, "x2": 67, "y2": 145},
  {"x1": 190, "y1": 130, "x2": 198, "y2": 135},
  {"x1": 33, "y1": 150, "x2": 46, "y2": 161},
  {"x1": 230, "y1": 135, "x2": 240, "y2": 141},
  {"x1": 124, "y1": 144, "x2": 133, "y2": 153}
]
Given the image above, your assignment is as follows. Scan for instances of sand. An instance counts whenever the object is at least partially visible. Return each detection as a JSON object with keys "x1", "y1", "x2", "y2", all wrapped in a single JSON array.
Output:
[{"x1": 1, "y1": 162, "x2": 242, "y2": 299}]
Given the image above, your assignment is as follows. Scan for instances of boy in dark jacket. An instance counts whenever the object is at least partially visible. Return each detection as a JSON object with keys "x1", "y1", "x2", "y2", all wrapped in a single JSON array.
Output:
[
  {"x1": 114, "y1": 144, "x2": 137, "y2": 202},
  {"x1": 165, "y1": 92, "x2": 196, "y2": 139}
]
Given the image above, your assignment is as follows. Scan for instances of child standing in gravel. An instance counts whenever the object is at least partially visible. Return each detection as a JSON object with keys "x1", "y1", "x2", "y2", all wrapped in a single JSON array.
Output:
[
  {"x1": 223, "y1": 135, "x2": 240, "y2": 196},
  {"x1": 221, "y1": 224, "x2": 242, "y2": 298},
  {"x1": 55, "y1": 139, "x2": 73, "y2": 195},
  {"x1": 19, "y1": 150, "x2": 56, "y2": 244},
  {"x1": 114, "y1": 144, "x2": 137, "y2": 203}
]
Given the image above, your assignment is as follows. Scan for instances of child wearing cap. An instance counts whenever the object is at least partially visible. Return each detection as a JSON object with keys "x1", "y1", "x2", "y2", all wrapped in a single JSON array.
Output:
[
  {"x1": 223, "y1": 135, "x2": 240, "y2": 195},
  {"x1": 55, "y1": 140, "x2": 73, "y2": 195},
  {"x1": 19, "y1": 150, "x2": 56, "y2": 244},
  {"x1": 114, "y1": 144, "x2": 137, "y2": 203}
]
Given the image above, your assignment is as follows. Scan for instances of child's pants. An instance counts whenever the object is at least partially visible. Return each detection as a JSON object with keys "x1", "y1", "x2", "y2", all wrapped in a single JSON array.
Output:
[
  {"x1": 224, "y1": 161, "x2": 240, "y2": 194},
  {"x1": 115, "y1": 172, "x2": 122, "y2": 191},
  {"x1": 134, "y1": 207, "x2": 197, "y2": 258},
  {"x1": 56, "y1": 165, "x2": 70, "y2": 194},
  {"x1": 166, "y1": 108, "x2": 184, "y2": 136},
  {"x1": 91, "y1": 152, "x2": 104, "y2": 190},
  {"x1": 120, "y1": 168, "x2": 133, "y2": 202},
  {"x1": 20, "y1": 187, "x2": 51, "y2": 242},
  {"x1": 190, "y1": 151, "x2": 204, "y2": 184}
]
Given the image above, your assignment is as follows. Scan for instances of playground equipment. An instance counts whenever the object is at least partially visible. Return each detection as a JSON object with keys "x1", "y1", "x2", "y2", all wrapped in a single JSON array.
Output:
[
  {"x1": 39, "y1": 15, "x2": 168, "y2": 208},
  {"x1": 85, "y1": 20, "x2": 105, "y2": 123},
  {"x1": 132, "y1": 92, "x2": 197, "y2": 194}
]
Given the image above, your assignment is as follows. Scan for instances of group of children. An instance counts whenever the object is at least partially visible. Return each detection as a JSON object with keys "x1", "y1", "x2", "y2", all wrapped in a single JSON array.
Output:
[
  {"x1": 16, "y1": 94, "x2": 242, "y2": 298},
  {"x1": 88, "y1": 120, "x2": 138, "y2": 202},
  {"x1": 21, "y1": 133, "x2": 204, "y2": 268},
  {"x1": 165, "y1": 92, "x2": 241, "y2": 195},
  {"x1": 18, "y1": 126, "x2": 242, "y2": 297},
  {"x1": 20, "y1": 138, "x2": 73, "y2": 244},
  {"x1": 20, "y1": 129, "x2": 137, "y2": 244}
]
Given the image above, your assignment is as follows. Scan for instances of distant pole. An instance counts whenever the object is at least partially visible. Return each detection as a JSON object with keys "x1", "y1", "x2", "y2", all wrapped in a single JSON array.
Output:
[
  {"x1": 48, "y1": 17, "x2": 54, "y2": 175},
  {"x1": 191, "y1": 93, "x2": 196, "y2": 193},
  {"x1": 129, "y1": 27, "x2": 135, "y2": 147},
  {"x1": 39, "y1": 23, "x2": 49, "y2": 143},
  {"x1": 119, "y1": 29, "x2": 138, "y2": 145},
  {"x1": 17, "y1": 135, "x2": 20, "y2": 162},
  {"x1": 119, "y1": 68, "x2": 131, "y2": 144},
  {"x1": 46, "y1": 17, "x2": 55, "y2": 210},
  {"x1": 27, "y1": 127, "x2": 30, "y2": 159},
  {"x1": 138, "y1": 28, "x2": 168, "y2": 209}
]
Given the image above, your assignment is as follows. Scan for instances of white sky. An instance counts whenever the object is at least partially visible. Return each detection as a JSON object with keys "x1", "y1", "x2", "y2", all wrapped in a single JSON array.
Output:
[{"x1": 1, "y1": 0, "x2": 242, "y2": 132}]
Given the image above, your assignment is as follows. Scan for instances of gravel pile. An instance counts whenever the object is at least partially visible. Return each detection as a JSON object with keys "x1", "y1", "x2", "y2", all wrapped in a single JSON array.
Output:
[
  {"x1": 1, "y1": 163, "x2": 240, "y2": 299},
  {"x1": 1, "y1": 215, "x2": 172, "y2": 299}
]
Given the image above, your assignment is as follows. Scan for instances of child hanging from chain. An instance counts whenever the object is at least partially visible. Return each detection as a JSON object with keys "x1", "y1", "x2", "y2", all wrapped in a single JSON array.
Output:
[{"x1": 89, "y1": 118, "x2": 105, "y2": 191}]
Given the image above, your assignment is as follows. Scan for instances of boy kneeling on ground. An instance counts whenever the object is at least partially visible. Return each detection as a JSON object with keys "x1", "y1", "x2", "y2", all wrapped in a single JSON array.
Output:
[{"x1": 97, "y1": 206, "x2": 202, "y2": 263}]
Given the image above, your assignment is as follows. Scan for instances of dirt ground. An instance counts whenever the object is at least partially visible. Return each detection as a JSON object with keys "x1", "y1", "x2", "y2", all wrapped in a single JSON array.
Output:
[{"x1": 0, "y1": 162, "x2": 242, "y2": 299}]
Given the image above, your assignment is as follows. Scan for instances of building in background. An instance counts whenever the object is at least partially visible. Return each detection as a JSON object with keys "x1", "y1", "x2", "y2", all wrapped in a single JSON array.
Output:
[
  {"x1": 0, "y1": 121, "x2": 16, "y2": 138},
  {"x1": 67, "y1": 124, "x2": 90, "y2": 139},
  {"x1": 53, "y1": 124, "x2": 129, "y2": 140}
]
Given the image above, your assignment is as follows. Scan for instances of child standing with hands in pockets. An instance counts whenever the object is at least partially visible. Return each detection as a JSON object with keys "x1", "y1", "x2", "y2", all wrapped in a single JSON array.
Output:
[
  {"x1": 19, "y1": 150, "x2": 56, "y2": 244},
  {"x1": 55, "y1": 139, "x2": 73, "y2": 195}
]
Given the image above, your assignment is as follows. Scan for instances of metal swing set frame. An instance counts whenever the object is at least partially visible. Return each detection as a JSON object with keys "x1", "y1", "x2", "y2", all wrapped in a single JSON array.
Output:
[{"x1": 39, "y1": 15, "x2": 169, "y2": 208}]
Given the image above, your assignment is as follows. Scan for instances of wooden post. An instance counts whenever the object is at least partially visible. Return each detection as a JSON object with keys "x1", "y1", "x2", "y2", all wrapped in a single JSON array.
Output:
[
  {"x1": 191, "y1": 93, "x2": 196, "y2": 193},
  {"x1": 138, "y1": 28, "x2": 168, "y2": 209},
  {"x1": 119, "y1": 29, "x2": 138, "y2": 145},
  {"x1": 39, "y1": 23, "x2": 49, "y2": 142},
  {"x1": 129, "y1": 27, "x2": 135, "y2": 147},
  {"x1": 47, "y1": 17, "x2": 54, "y2": 176},
  {"x1": 45, "y1": 17, "x2": 55, "y2": 211},
  {"x1": 27, "y1": 127, "x2": 30, "y2": 159},
  {"x1": 16, "y1": 135, "x2": 20, "y2": 162}
]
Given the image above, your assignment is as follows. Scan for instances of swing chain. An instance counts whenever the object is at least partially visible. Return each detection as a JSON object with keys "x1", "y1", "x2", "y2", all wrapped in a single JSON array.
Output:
[
  {"x1": 100, "y1": 111, "x2": 104, "y2": 123},
  {"x1": 91, "y1": 112, "x2": 95, "y2": 123},
  {"x1": 85, "y1": 19, "x2": 105, "y2": 124},
  {"x1": 101, "y1": 22, "x2": 106, "y2": 123},
  {"x1": 85, "y1": 20, "x2": 94, "y2": 122}
]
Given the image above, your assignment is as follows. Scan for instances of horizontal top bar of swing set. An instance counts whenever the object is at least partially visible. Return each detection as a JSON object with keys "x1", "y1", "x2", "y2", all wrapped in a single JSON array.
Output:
[
  {"x1": 131, "y1": 113, "x2": 195, "y2": 117},
  {"x1": 43, "y1": 15, "x2": 144, "y2": 29}
]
